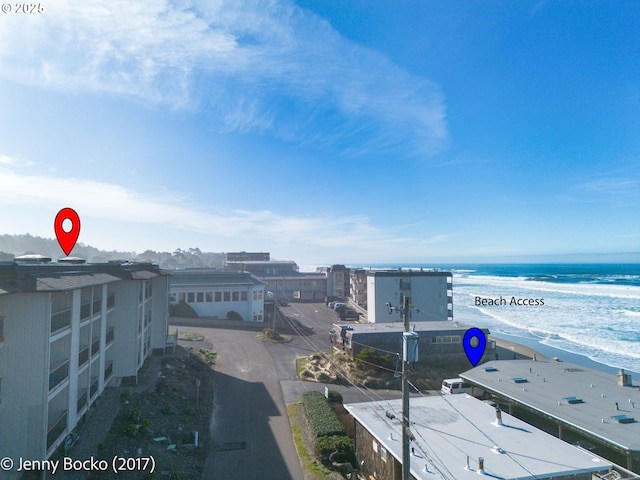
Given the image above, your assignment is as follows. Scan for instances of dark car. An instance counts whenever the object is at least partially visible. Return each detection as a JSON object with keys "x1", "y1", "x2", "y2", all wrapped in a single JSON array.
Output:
[{"x1": 344, "y1": 309, "x2": 360, "y2": 319}]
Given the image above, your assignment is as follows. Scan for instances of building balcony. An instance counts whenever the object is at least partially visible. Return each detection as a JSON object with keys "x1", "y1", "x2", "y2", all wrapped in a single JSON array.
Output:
[
  {"x1": 106, "y1": 293, "x2": 116, "y2": 310},
  {"x1": 49, "y1": 360, "x2": 69, "y2": 392},
  {"x1": 76, "y1": 389, "x2": 88, "y2": 414},
  {"x1": 51, "y1": 309, "x2": 71, "y2": 334},
  {"x1": 90, "y1": 338, "x2": 100, "y2": 358},
  {"x1": 89, "y1": 377, "x2": 99, "y2": 399},
  {"x1": 47, "y1": 411, "x2": 67, "y2": 451},
  {"x1": 80, "y1": 302, "x2": 91, "y2": 321},
  {"x1": 105, "y1": 327, "x2": 115, "y2": 346},
  {"x1": 78, "y1": 346, "x2": 90, "y2": 368}
]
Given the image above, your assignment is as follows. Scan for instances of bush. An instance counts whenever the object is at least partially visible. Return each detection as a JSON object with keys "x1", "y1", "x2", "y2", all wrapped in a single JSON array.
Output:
[
  {"x1": 355, "y1": 347, "x2": 395, "y2": 370},
  {"x1": 327, "y1": 390, "x2": 343, "y2": 404},
  {"x1": 169, "y1": 301, "x2": 198, "y2": 318},
  {"x1": 315, "y1": 434, "x2": 355, "y2": 463},
  {"x1": 302, "y1": 391, "x2": 346, "y2": 438}
]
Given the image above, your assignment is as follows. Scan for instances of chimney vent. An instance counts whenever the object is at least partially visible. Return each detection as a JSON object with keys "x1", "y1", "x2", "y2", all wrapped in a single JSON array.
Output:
[
  {"x1": 494, "y1": 407, "x2": 503, "y2": 426},
  {"x1": 617, "y1": 369, "x2": 633, "y2": 387}
]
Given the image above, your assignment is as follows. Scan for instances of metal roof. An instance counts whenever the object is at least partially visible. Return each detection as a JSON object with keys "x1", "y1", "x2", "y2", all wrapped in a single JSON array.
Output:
[
  {"x1": 170, "y1": 269, "x2": 265, "y2": 287},
  {"x1": 460, "y1": 359, "x2": 640, "y2": 453},
  {"x1": 337, "y1": 320, "x2": 485, "y2": 334},
  {"x1": 345, "y1": 394, "x2": 612, "y2": 479}
]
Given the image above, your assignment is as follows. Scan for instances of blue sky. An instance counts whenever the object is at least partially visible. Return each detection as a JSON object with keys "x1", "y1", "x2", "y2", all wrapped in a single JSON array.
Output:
[{"x1": 0, "y1": 0, "x2": 639, "y2": 265}]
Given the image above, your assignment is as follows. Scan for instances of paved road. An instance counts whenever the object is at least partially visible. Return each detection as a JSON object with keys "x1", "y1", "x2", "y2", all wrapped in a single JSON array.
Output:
[
  {"x1": 175, "y1": 325, "x2": 303, "y2": 480},
  {"x1": 173, "y1": 303, "x2": 403, "y2": 479}
]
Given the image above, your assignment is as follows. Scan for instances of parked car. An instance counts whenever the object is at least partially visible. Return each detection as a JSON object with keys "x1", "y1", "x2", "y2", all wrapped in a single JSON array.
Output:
[
  {"x1": 344, "y1": 309, "x2": 360, "y2": 319},
  {"x1": 441, "y1": 378, "x2": 483, "y2": 397},
  {"x1": 333, "y1": 302, "x2": 347, "y2": 310}
]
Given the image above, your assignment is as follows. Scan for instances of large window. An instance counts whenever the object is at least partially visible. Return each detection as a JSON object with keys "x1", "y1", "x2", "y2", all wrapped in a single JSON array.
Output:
[
  {"x1": 206, "y1": 292, "x2": 213, "y2": 302},
  {"x1": 241, "y1": 291, "x2": 247, "y2": 301},
  {"x1": 197, "y1": 292, "x2": 204, "y2": 303},
  {"x1": 232, "y1": 291, "x2": 239, "y2": 302},
  {"x1": 187, "y1": 292, "x2": 195, "y2": 303},
  {"x1": 215, "y1": 292, "x2": 221, "y2": 302},
  {"x1": 223, "y1": 292, "x2": 230, "y2": 302}
]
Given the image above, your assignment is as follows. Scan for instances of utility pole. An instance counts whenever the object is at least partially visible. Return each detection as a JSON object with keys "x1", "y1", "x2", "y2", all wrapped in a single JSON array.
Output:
[
  {"x1": 401, "y1": 294, "x2": 411, "y2": 480},
  {"x1": 387, "y1": 294, "x2": 418, "y2": 480}
]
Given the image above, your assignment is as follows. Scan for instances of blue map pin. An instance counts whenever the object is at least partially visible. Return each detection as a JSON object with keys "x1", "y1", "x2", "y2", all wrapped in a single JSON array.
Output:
[{"x1": 463, "y1": 328, "x2": 487, "y2": 367}]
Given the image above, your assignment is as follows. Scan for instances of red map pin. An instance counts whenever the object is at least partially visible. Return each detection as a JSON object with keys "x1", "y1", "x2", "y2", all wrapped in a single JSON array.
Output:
[{"x1": 54, "y1": 208, "x2": 81, "y2": 256}]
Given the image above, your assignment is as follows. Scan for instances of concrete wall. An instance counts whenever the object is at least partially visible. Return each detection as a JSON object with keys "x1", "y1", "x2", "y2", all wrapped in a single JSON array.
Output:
[
  {"x1": 367, "y1": 273, "x2": 452, "y2": 324},
  {"x1": 0, "y1": 292, "x2": 50, "y2": 478}
]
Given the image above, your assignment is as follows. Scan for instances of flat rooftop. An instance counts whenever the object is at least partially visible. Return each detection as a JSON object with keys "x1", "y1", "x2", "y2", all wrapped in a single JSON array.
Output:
[
  {"x1": 460, "y1": 359, "x2": 640, "y2": 453},
  {"x1": 345, "y1": 394, "x2": 612, "y2": 479},
  {"x1": 170, "y1": 269, "x2": 265, "y2": 287},
  {"x1": 335, "y1": 320, "x2": 482, "y2": 334}
]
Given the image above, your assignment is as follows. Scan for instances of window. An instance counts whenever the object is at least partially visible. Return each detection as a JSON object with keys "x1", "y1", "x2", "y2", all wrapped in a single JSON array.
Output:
[
  {"x1": 0, "y1": 316, "x2": 4, "y2": 342},
  {"x1": 215, "y1": 292, "x2": 221, "y2": 302},
  {"x1": 241, "y1": 291, "x2": 247, "y2": 301},
  {"x1": 232, "y1": 291, "x2": 239, "y2": 302},
  {"x1": 206, "y1": 292, "x2": 213, "y2": 302},
  {"x1": 187, "y1": 292, "x2": 195, "y2": 303},
  {"x1": 197, "y1": 292, "x2": 204, "y2": 303},
  {"x1": 169, "y1": 293, "x2": 177, "y2": 303},
  {"x1": 223, "y1": 292, "x2": 230, "y2": 302},
  {"x1": 381, "y1": 447, "x2": 387, "y2": 462},
  {"x1": 178, "y1": 293, "x2": 185, "y2": 302}
]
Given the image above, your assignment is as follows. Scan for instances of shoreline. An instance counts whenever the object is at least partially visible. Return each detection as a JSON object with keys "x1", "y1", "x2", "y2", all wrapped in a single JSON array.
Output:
[{"x1": 490, "y1": 331, "x2": 640, "y2": 379}]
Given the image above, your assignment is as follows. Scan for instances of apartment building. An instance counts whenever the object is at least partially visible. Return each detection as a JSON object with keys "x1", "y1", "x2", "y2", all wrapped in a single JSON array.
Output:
[
  {"x1": 366, "y1": 269, "x2": 453, "y2": 323},
  {"x1": 0, "y1": 258, "x2": 169, "y2": 478}
]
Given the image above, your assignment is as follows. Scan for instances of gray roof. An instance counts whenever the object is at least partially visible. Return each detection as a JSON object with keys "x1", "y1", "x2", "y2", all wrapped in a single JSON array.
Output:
[
  {"x1": 0, "y1": 261, "x2": 165, "y2": 294},
  {"x1": 345, "y1": 394, "x2": 612, "y2": 479},
  {"x1": 365, "y1": 269, "x2": 452, "y2": 278},
  {"x1": 36, "y1": 273, "x2": 121, "y2": 291},
  {"x1": 460, "y1": 359, "x2": 640, "y2": 453},
  {"x1": 337, "y1": 320, "x2": 485, "y2": 335},
  {"x1": 170, "y1": 269, "x2": 265, "y2": 288}
]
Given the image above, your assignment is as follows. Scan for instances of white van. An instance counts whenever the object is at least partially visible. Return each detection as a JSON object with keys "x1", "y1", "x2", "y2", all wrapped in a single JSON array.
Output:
[{"x1": 441, "y1": 378, "x2": 474, "y2": 395}]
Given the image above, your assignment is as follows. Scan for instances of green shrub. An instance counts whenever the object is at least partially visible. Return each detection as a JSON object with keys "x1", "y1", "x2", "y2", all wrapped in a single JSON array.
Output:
[
  {"x1": 327, "y1": 389, "x2": 343, "y2": 404},
  {"x1": 315, "y1": 434, "x2": 355, "y2": 463},
  {"x1": 302, "y1": 391, "x2": 346, "y2": 438},
  {"x1": 169, "y1": 301, "x2": 198, "y2": 318},
  {"x1": 355, "y1": 347, "x2": 395, "y2": 370}
]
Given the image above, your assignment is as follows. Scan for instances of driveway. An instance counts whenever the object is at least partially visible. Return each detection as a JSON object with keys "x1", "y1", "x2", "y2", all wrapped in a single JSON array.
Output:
[{"x1": 173, "y1": 305, "x2": 403, "y2": 479}]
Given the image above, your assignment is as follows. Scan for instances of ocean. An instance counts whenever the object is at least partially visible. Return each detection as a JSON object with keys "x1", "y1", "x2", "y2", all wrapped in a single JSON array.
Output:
[{"x1": 350, "y1": 263, "x2": 640, "y2": 376}]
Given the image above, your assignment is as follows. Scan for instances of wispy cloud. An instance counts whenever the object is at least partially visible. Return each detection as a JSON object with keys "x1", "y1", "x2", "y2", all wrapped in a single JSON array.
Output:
[
  {"x1": 0, "y1": 160, "x2": 450, "y2": 257},
  {"x1": 578, "y1": 178, "x2": 638, "y2": 196},
  {"x1": 0, "y1": 0, "x2": 448, "y2": 157}
]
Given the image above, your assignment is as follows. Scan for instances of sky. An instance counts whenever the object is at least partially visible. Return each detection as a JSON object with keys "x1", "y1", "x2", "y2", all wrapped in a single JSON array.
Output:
[{"x1": 0, "y1": 0, "x2": 639, "y2": 265}]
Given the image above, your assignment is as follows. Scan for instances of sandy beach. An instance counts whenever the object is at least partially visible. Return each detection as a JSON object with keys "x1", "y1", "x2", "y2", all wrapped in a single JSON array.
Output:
[{"x1": 491, "y1": 332, "x2": 640, "y2": 380}]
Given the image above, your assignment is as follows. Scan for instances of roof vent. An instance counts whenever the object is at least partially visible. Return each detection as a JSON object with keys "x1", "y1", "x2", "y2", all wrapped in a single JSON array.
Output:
[
  {"x1": 511, "y1": 377, "x2": 528, "y2": 384},
  {"x1": 14, "y1": 254, "x2": 51, "y2": 264},
  {"x1": 484, "y1": 366, "x2": 498, "y2": 372},
  {"x1": 563, "y1": 396, "x2": 584, "y2": 405},
  {"x1": 610, "y1": 414, "x2": 635, "y2": 424},
  {"x1": 58, "y1": 257, "x2": 86, "y2": 264}
]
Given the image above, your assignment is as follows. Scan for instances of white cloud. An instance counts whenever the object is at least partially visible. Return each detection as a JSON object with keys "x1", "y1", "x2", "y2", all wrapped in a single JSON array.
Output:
[
  {"x1": 0, "y1": 0, "x2": 448, "y2": 157},
  {"x1": 0, "y1": 162, "x2": 449, "y2": 257}
]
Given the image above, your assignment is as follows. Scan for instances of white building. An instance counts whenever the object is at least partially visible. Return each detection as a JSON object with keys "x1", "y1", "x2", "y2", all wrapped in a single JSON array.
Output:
[
  {"x1": 169, "y1": 269, "x2": 265, "y2": 322},
  {"x1": 346, "y1": 394, "x2": 614, "y2": 480},
  {"x1": 366, "y1": 270, "x2": 453, "y2": 323},
  {"x1": 0, "y1": 259, "x2": 169, "y2": 479}
]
